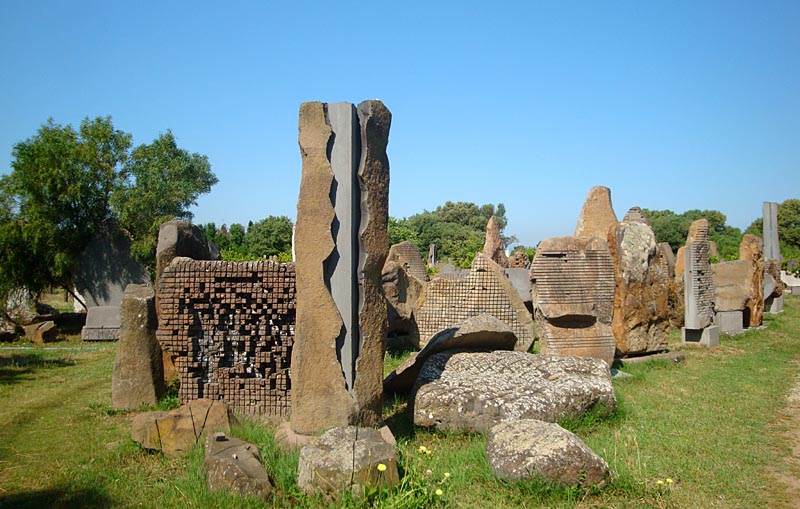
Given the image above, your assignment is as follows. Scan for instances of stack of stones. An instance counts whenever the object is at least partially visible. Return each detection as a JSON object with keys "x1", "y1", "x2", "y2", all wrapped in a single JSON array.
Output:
[{"x1": 156, "y1": 259, "x2": 296, "y2": 417}]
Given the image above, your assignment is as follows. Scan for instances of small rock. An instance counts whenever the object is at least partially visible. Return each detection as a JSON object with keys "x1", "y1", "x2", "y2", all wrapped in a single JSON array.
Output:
[
  {"x1": 486, "y1": 419, "x2": 609, "y2": 487},
  {"x1": 204, "y1": 433, "x2": 272, "y2": 500},
  {"x1": 297, "y1": 426, "x2": 399, "y2": 497},
  {"x1": 23, "y1": 321, "x2": 58, "y2": 344}
]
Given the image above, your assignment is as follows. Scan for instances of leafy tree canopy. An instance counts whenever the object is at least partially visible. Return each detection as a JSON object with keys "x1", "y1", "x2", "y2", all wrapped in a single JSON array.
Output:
[
  {"x1": 198, "y1": 215, "x2": 294, "y2": 263},
  {"x1": 0, "y1": 117, "x2": 217, "y2": 300},
  {"x1": 642, "y1": 208, "x2": 742, "y2": 261},
  {"x1": 746, "y1": 198, "x2": 800, "y2": 262},
  {"x1": 389, "y1": 201, "x2": 515, "y2": 268}
]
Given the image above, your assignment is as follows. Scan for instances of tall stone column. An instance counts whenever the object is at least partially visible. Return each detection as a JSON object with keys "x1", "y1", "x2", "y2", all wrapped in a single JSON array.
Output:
[
  {"x1": 763, "y1": 202, "x2": 784, "y2": 313},
  {"x1": 291, "y1": 101, "x2": 391, "y2": 435},
  {"x1": 682, "y1": 219, "x2": 719, "y2": 346}
]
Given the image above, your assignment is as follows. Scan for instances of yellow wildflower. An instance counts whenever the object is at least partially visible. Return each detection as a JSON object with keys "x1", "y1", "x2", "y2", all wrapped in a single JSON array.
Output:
[
  {"x1": 419, "y1": 446, "x2": 427, "y2": 454},
  {"x1": 377, "y1": 463, "x2": 387, "y2": 472},
  {"x1": 666, "y1": 478, "x2": 674, "y2": 484},
  {"x1": 435, "y1": 488, "x2": 443, "y2": 496},
  {"x1": 657, "y1": 480, "x2": 664, "y2": 486}
]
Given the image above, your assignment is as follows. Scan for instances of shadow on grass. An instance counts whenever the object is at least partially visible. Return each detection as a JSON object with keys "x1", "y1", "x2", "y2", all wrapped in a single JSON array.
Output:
[
  {"x1": 0, "y1": 485, "x2": 114, "y2": 509},
  {"x1": 0, "y1": 353, "x2": 76, "y2": 385}
]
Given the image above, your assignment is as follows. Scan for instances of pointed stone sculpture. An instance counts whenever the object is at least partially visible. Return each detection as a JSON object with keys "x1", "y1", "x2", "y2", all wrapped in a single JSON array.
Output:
[
  {"x1": 607, "y1": 208, "x2": 670, "y2": 356},
  {"x1": 291, "y1": 101, "x2": 391, "y2": 435},
  {"x1": 574, "y1": 186, "x2": 618, "y2": 240},
  {"x1": 483, "y1": 216, "x2": 509, "y2": 268},
  {"x1": 530, "y1": 236, "x2": 617, "y2": 365},
  {"x1": 682, "y1": 219, "x2": 719, "y2": 346}
]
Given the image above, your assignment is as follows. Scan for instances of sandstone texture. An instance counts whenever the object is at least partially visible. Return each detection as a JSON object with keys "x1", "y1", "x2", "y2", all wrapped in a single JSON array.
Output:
[
  {"x1": 508, "y1": 250, "x2": 531, "y2": 269},
  {"x1": 131, "y1": 399, "x2": 236, "y2": 456},
  {"x1": 291, "y1": 101, "x2": 390, "y2": 435},
  {"x1": 486, "y1": 419, "x2": 609, "y2": 486},
  {"x1": 112, "y1": 284, "x2": 163, "y2": 410},
  {"x1": 483, "y1": 215, "x2": 509, "y2": 268},
  {"x1": 205, "y1": 433, "x2": 272, "y2": 501},
  {"x1": 384, "y1": 314, "x2": 518, "y2": 394},
  {"x1": 607, "y1": 215, "x2": 670, "y2": 355},
  {"x1": 684, "y1": 219, "x2": 715, "y2": 330},
  {"x1": 739, "y1": 234, "x2": 765, "y2": 327},
  {"x1": 297, "y1": 426, "x2": 399, "y2": 497},
  {"x1": 411, "y1": 351, "x2": 616, "y2": 433},
  {"x1": 382, "y1": 242, "x2": 427, "y2": 342},
  {"x1": 24, "y1": 321, "x2": 58, "y2": 344},
  {"x1": 530, "y1": 236, "x2": 616, "y2": 365},
  {"x1": 415, "y1": 253, "x2": 534, "y2": 351},
  {"x1": 712, "y1": 260, "x2": 753, "y2": 311},
  {"x1": 574, "y1": 186, "x2": 618, "y2": 239}
]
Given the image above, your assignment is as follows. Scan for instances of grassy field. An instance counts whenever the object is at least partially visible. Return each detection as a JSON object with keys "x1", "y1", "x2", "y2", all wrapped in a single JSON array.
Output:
[{"x1": 1, "y1": 297, "x2": 799, "y2": 508}]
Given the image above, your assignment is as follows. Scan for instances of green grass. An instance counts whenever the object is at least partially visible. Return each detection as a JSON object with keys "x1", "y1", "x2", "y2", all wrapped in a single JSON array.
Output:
[{"x1": 2, "y1": 298, "x2": 800, "y2": 508}]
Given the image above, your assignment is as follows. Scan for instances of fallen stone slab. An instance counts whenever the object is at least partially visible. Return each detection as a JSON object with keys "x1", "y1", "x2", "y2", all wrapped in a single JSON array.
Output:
[
  {"x1": 23, "y1": 321, "x2": 58, "y2": 344},
  {"x1": 131, "y1": 399, "x2": 236, "y2": 456},
  {"x1": 486, "y1": 419, "x2": 609, "y2": 486},
  {"x1": 412, "y1": 351, "x2": 616, "y2": 433},
  {"x1": 297, "y1": 426, "x2": 399, "y2": 497},
  {"x1": 619, "y1": 351, "x2": 685, "y2": 366},
  {"x1": 205, "y1": 433, "x2": 272, "y2": 501},
  {"x1": 383, "y1": 314, "x2": 518, "y2": 395}
]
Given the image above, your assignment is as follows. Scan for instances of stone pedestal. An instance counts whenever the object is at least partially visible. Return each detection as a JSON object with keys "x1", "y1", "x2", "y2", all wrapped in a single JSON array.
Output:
[
  {"x1": 682, "y1": 326, "x2": 720, "y2": 347},
  {"x1": 766, "y1": 295, "x2": 784, "y2": 314},
  {"x1": 714, "y1": 310, "x2": 744, "y2": 335}
]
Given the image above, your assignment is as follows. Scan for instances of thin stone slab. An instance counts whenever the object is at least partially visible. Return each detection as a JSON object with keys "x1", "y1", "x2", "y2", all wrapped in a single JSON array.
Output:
[
  {"x1": 411, "y1": 351, "x2": 616, "y2": 433},
  {"x1": 739, "y1": 234, "x2": 765, "y2": 327},
  {"x1": 81, "y1": 305, "x2": 121, "y2": 341}
]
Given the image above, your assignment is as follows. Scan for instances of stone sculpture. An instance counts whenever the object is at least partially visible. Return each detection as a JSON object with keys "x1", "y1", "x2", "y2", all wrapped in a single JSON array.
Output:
[
  {"x1": 157, "y1": 258, "x2": 295, "y2": 417},
  {"x1": 607, "y1": 209, "x2": 670, "y2": 356},
  {"x1": 574, "y1": 186, "x2": 618, "y2": 239},
  {"x1": 291, "y1": 101, "x2": 390, "y2": 435},
  {"x1": 415, "y1": 253, "x2": 535, "y2": 351},
  {"x1": 682, "y1": 219, "x2": 719, "y2": 346},
  {"x1": 763, "y1": 202, "x2": 784, "y2": 313},
  {"x1": 112, "y1": 284, "x2": 164, "y2": 409},
  {"x1": 530, "y1": 236, "x2": 616, "y2": 365},
  {"x1": 483, "y1": 215, "x2": 509, "y2": 268}
]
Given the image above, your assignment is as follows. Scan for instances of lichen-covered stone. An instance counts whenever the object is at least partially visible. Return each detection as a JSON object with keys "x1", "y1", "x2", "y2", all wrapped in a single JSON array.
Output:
[
  {"x1": 411, "y1": 351, "x2": 616, "y2": 433},
  {"x1": 486, "y1": 419, "x2": 609, "y2": 486},
  {"x1": 384, "y1": 314, "x2": 518, "y2": 394},
  {"x1": 574, "y1": 186, "x2": 618, "y2": 239},
  {"x1": 297, "y1": 426, "x2": 398, "y2": 497},
  {"x1": 607, "y1": 215, "x2": 670, "y2": 355}
]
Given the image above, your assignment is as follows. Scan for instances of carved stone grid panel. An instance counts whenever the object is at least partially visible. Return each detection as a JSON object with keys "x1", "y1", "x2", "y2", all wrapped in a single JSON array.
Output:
[
  {"x1": 685, "y1": 239, "x2": 714, "y2": 330},
  {"x1": 157, "y1": 259, "x2": 295, "y2": 416},
  {"x1": 416, "y1": 256, "x2": 533, "y2": 346}
]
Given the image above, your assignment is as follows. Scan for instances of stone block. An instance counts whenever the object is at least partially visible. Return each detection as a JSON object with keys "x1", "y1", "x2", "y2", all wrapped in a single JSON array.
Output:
[
  {"x1": 684, "y1": 220, "x2": 714, "y2": 330},
  {"x1": 204, "y1": 433, "x2": 272, "y2": 501},
  {"x1": 766, "y1": 295, "x2": 784, "y2": 314},
  {"x1": 682, "y1": 326, "x2": 720, "y2": 347},
  {"x1": 714, "y1": 310, "x2": 744, "y2": 335},
  {"x1": 81, "y1": 305, "x2": 120, "y2": 341},
  {"x1": 483, "y1": 215, "x2": 509, "y2": 268},
  {"x1": 574, "y1": 186, "x2": 618, "y2": 239},
  {"x1": 112, "y1": 284, "x2": 164, "y2": 410},
  {"x1": 23, "y1": 321, "x2": 58, "y2": 344}
]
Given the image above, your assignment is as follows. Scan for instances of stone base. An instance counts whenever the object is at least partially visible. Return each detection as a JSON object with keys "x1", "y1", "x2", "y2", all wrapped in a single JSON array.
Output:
[
  {"x1": 81, "y1": 327, "x2": 120, "y2": 341},
  {"x1": 714, "y1": 311, "x2": 744, "y2": 335},
  {"x1": 682, "y1": 326, "x2": 720, "y2": 347},
  {"x1": 765, "y1": 295, "x2": 784, "y2": 314}
]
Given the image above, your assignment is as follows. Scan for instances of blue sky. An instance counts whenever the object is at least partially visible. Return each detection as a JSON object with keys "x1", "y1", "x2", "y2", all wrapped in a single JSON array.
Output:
[{"x1": 1, "y1": 1, "x2": 798, "y2": 247}]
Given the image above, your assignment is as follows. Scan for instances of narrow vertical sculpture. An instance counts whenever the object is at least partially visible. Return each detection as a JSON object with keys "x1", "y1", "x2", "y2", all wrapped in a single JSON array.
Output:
[
  {"x1": 763, "y1": 202, "x2": 784, "y2": 314},
  {"x1": 292, "y1": 101, "x2": 391, "y2": 435},
  {"x1": 574, "y1": 186, "x2": 618, "y2": 240},
  {"x1": 682, "y1": 219, "x2": 719, "y2": 346}
]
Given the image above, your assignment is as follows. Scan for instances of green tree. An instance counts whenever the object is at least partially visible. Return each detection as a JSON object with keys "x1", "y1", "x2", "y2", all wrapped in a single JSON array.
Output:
[
  {"x1": 112, "y1": 131, "x2": 216, "y2": 263},
  {"x1": 0, "y1": 117, "x2": 216, "y2": 301},
  {"x1": 244, "y1": 216, "x2": 293, "y2": 259},
  {"x1": 747, "y1": 199, "x2": 800, "y2": 262},
  {"x1": 643, "y1": 208, "x2": 742, "y2": 260}
]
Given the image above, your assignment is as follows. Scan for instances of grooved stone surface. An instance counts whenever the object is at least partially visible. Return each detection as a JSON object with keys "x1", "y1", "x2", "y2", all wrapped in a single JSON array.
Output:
[
  {"x1": 530, "y1": 236, "x2": 616, "y2": 365},
  {"x1": 684, "y1": 219, "x2": 714, "y2": 330},
  {"x1": 292, "y1": 100, "x2": 390, "y2": 434},
  {"x1": 411, "y1": 351, "x2": 616, "y2": 433},
  {"x1": 486, "y1": 419, "x2": 609, "y2": 486}
]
